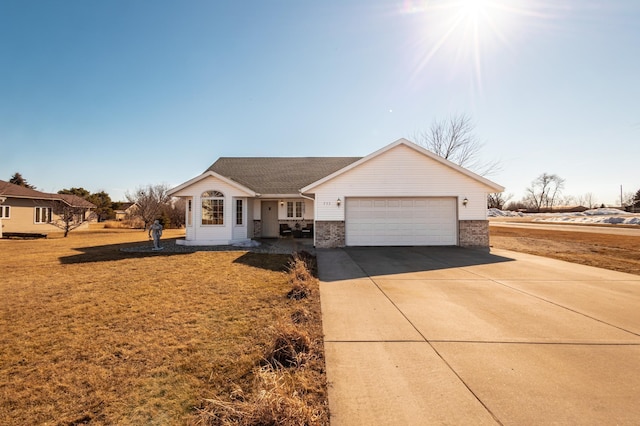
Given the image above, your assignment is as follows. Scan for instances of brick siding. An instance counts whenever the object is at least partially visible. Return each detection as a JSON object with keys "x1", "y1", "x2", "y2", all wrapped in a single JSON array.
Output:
[
  {"x1": 458, "y1": 220, "x2": 490, "y2": 248},
  {"x1": 315, "y1": 221, "x2": 345, "y2": 248}
]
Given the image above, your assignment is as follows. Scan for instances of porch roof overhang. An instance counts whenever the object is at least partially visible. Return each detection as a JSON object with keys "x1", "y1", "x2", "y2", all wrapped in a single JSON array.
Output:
[{"x1": 257, "y1": 193, "x2": 308, "y2": 199}]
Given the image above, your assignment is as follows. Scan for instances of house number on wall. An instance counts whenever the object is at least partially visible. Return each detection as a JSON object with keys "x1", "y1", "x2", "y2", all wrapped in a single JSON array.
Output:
[{"x1": 323, "y1": 202, "x2": 332, "y2": 206}]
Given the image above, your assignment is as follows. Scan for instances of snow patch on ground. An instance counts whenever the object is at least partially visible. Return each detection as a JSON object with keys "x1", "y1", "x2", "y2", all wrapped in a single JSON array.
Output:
[
  {"x1": 488, "y1": 208, "x2": 525, "y2": 217},
  {"x1": 232, "y1": 240, "x2": 262, "y2": 248},
  {"x1": 489, "y1": 208, "x2": 640, "y2": 225}
]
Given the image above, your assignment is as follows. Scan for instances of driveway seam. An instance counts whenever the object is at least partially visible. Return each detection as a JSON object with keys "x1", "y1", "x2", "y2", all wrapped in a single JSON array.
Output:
[
  {"x1": 487, "y1": 279, "x2": 640, "y2": 338},
  {"x1": 410, "y1": 248, "x2": 640, "y2": 338},
  {"x1": 325, "y1": 247, "x2": 640, "y2": 424},
  {"x1": 373, "y1": 276, "x2": 505, "y2": 425},
  {"x1": 341, "y1": 249, "x2": 504, "y2": 424}
]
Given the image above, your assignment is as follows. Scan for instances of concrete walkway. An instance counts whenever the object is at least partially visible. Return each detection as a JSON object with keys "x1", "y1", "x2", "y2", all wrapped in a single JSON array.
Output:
[{"x1": 317, "y1": 247, "x2": 640, "y2": 425}]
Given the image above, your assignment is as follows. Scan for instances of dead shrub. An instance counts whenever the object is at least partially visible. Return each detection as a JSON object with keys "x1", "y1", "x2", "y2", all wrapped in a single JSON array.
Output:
[
  {"x1": 286, "y1": 252, "x2": 317, "y2": 300},
  {"x1": 265, "y1": 321, "x2": 311, "y2": 369},
  {"x1": 290, "y1": 307, "x2": 310, "y2": 324},
  {"x1": 196, "y1": 365, "x2": 325, "y2": 426}
]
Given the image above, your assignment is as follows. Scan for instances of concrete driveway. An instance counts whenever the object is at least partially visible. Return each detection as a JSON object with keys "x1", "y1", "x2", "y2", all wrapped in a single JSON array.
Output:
[{"x1": 317, "y1": 247, "x2": 640, "y2": 425}]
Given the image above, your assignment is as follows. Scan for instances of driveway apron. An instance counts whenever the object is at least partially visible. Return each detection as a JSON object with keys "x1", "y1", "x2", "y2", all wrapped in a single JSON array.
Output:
[{"x1": 317, "y1": 247, "x2": 640, "y2": 425}]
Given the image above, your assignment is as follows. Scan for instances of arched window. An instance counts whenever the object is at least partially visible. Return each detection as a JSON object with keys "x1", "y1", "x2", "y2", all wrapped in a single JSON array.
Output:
[{"x1": 202, "y1": 190, "x2": 224, "y2": 225}]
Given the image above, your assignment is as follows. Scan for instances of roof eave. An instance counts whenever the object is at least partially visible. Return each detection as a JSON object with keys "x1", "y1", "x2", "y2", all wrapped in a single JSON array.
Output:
[{"x1": 168, "y1": 171, "x2": 257, "y2": 197}]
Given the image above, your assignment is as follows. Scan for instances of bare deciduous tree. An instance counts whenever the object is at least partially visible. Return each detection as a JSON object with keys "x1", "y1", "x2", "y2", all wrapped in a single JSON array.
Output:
[
  {"x1": 576, "y1": 193, "x2": 597, "y2": 209},
  {"x1": 525, "y1": 173, "x2": 565, "y2": 212},
  {"x1": 163, "y1": 198, "x2": 186, "y2": 229},
  {"x1": 487, "y1": 192, "x2": 512, "y2": 210},
  {"x1": 413, "y1": 114, "x2": 501, "y2": 176},
  {"x1": 48, "y1": 195, "x2": 96, "y2": 237},
  {"x1": 126, "y1": 184, "x2": 172, "y2": 231}
]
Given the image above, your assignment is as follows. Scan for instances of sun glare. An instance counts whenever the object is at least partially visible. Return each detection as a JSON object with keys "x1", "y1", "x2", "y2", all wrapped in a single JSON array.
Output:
[
  {"x1": 402, "y1": 0, "x2": 550, "y2": 92},
  {"x1": 459, "y1": 0, "x2": 489, "y2": 18}
]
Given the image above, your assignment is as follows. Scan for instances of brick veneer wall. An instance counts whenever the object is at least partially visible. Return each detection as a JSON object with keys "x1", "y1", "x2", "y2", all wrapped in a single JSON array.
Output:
[
  {"x1": 315, "y1": 221, "x2": 345, "y2": 248},
  {"x1": 458, "y1": 220, "x2": 489, "y2": 248}
]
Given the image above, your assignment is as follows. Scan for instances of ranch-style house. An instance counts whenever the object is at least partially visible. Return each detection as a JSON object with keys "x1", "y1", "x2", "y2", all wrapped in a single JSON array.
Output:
[
  {"x1": 0, "y1": 180, "x2": 95, "y2": 238},
  {"x1": 167, "y1": 138, "x2": 504, "y2": 248}
]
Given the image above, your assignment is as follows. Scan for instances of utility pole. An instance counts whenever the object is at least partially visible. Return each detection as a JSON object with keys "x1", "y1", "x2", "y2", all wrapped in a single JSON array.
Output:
[{"x1": 620, "y1": 185, "x2": 623, "y2": 209}]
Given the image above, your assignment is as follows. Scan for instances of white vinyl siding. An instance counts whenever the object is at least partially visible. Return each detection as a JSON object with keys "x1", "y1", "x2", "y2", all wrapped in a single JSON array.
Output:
[
  {"x1": 346, "y1": 197, "x2": 457, "y2": 246},
  {"x1": 312, "y1": 144, "x2": 490, "y2": 222}
]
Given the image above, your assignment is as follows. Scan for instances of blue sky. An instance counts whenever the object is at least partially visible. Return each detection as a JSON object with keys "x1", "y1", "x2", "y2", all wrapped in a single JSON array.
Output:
[{"x1": 1, "y1": 0, "x2": 638, "y2": 205}]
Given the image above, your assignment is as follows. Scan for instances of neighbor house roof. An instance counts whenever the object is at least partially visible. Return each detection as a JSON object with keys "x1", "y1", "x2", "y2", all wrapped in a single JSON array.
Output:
[
  {"x1": 0, "y1": 180, "x2": 96, "y2": 208},
  {"x1": 206, "y1": 157, "x2": 362, "y2": 195}
]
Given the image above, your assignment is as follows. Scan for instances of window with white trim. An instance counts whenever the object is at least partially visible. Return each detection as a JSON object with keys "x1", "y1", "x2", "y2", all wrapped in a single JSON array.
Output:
[
  {"x1": 0, "y1": 205, "x2": 10, "y2": 219},
  {"x1": 235, "y1": 199, "x2": 243, "y2": 225},
  {"x1": 286, "y1": 201, "x2": 303, "y2": 218},
  {"x1": 202, "y1": 191, "x2": 224, "y2": 225},
  {"x1": 35, "y1": 207, "x2": 52, "y2": 224}
]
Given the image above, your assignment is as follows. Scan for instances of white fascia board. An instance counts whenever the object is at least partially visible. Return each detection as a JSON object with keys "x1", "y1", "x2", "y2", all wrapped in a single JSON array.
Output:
[
  {"x1": 168, "y1": 171, "x2": 257, "y2": 197},
  {"x1": 300, "y1": 138, "x2": 505, "y2": 193},
  {"x1": 258, "y1": 194, "x2": 304, "y2": 199}
]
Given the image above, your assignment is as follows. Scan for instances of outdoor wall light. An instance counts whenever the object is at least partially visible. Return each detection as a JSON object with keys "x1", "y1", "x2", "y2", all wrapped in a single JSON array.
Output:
[
  {"x1": 336, "y1": 198, "x2": 342, "y2": 207},
  {"x1": 280, "y1": 200, "x2": 284, "y2": 207},
  {"x1": 462, "y1": 197, "x2": 468, "y2": 207}
]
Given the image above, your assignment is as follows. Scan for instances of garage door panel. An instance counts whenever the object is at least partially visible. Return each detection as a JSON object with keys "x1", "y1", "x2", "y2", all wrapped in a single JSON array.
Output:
[{"x1": 346, "y1": 197, "x2": 457, "y2": 246}]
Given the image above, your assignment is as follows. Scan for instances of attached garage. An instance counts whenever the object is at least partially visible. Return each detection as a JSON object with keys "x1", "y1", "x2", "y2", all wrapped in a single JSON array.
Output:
[
  {"x1": 345, "y1": 197, "x2": 457, "y2": 246},
  {"x1": 169, "y1": 138, "x2": 504, "y2": 248}
]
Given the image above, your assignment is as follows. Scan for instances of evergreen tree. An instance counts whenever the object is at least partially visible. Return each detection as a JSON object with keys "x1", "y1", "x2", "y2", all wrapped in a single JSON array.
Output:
[
  {"x1": 9, "y1": 172, "x2": 36, "y2": 189},
  {"x1": 58, "y1": 187, "x2": 91, "y2": 198},
  {"x1": 87, "y1": 191, "x2": 114, "y2": 221}
]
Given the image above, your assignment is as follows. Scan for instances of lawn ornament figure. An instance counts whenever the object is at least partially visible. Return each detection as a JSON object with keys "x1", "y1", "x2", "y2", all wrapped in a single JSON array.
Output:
[{"x1": 148, "y1": 219, "x2": 163, "y2": 250}]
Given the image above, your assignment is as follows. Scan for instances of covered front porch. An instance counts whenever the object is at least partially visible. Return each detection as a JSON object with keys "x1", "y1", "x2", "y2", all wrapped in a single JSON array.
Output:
[{"x1": 253, "y1": 198, "x2": 314, "y2": 239}]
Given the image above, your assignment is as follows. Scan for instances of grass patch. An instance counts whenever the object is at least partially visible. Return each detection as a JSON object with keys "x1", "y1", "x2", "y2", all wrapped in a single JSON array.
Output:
[
  {"x1": 0, "y1": 229, "x2": 327, "y2": 425},
  {"x1": 490, "y1": 226, "x2": 640, "y2": 275}
]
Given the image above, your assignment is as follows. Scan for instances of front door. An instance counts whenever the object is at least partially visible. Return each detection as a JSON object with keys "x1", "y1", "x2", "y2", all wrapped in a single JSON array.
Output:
[{"x1": 261, "y1": 201, "x2": 279, "y2": 238}]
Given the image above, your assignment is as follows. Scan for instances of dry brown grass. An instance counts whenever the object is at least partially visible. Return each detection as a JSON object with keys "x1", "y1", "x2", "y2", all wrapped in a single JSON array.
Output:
[
  {"x1": 490, "y1": 226, "x2": 640, "y2": 275},
  {"x1": 193, "y1": 249, "x2": 327, "y2": 425},
  {"x1": 0, "y1": 230, "x2": 327, "y2": 425}
]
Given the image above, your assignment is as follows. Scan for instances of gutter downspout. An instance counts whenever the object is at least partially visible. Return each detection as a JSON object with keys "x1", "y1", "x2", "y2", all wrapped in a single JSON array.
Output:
[{"x1": 299, "y1": 192, "x2": 315, "y2": 247}]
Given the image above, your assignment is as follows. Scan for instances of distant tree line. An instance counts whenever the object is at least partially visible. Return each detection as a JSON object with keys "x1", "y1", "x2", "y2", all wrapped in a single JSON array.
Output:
[{"x1": 488, "y1": 171, "x2": 639, "y2": 212}]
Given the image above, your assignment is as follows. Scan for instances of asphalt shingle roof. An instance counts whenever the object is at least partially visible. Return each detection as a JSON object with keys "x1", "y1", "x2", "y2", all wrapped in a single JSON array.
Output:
[
  {"x1": 206, "y1": 157, "x2": 362, "y2": 194},
  {"x1": 0, "y1": 180, "x2": 96, "y2": 208}
]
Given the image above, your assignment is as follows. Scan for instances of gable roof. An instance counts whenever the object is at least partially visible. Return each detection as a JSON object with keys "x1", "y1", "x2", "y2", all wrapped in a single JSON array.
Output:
[
  {"x1": 169, "y1": 138, "x2": 504, "y2": 198},
  {"x1": 206, "y1": 157, "x2": 361, "y2": 195},
  {"x1": 301, "y1": 138, "x2": 505, "y2": 193},
  {"x1": 0, "y1": 180, "x2": 96, "y2": 208}
]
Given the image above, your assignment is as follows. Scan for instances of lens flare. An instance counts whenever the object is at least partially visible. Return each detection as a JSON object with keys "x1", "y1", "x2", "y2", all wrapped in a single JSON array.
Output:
[{"x1": 401, "y1": 0, "x2": 558, "y2": 93}]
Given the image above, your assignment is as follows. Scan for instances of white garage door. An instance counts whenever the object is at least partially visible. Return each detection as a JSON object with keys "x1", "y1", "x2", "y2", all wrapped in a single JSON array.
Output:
[{"x1": 346, "y1": 197, "x2": 457, "y2": 246}]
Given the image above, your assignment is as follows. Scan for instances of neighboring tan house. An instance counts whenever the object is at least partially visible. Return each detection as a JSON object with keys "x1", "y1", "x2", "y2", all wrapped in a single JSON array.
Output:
[
  {"x1": 114, "y1": 202, "x2": 136, "y2": 221},
  {"x1": 168, "y1": 138, "x2": 504, "y2": 248},
  {"x1": 0, "y1": 180, "x2": 96, "y2": 236}
]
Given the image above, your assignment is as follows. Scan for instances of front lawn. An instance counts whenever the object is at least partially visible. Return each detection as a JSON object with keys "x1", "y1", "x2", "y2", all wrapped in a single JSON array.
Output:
[{"x1": 0, "y1": 230, "x2": 327, "y2": 425}]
